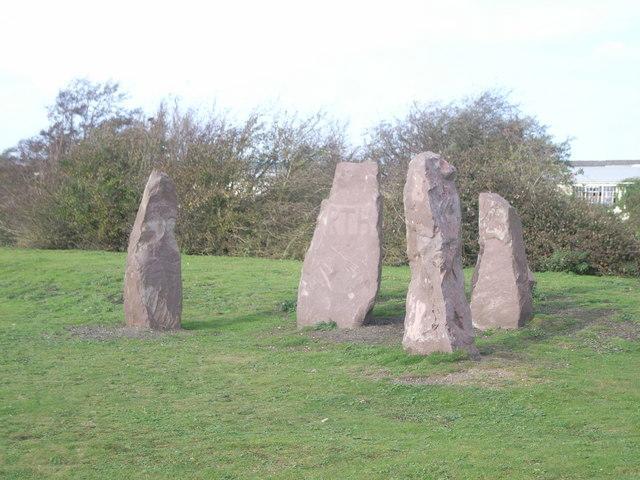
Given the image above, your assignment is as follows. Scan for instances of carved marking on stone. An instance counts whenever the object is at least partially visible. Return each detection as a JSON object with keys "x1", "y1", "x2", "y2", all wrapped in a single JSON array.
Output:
[{"x1": 297, "y1": 161, "x2": 382, "y2": 329}]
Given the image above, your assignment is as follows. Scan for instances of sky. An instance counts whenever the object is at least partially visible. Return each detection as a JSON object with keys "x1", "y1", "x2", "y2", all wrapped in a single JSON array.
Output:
[{"x1": 1, "y1": 0, "x2": 639, "y2": 160}]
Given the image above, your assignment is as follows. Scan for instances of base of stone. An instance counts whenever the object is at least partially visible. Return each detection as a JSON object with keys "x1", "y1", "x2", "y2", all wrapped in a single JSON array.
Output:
[
  {"x1": 472, "y1": 322, "x2": 522, "y2": 331},
  {"x1": 403, "y1": 338, "x2": 480, "y2": 359}
]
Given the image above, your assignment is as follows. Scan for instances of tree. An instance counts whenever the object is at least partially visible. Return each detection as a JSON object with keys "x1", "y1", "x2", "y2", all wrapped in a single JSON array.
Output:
[
  {"x1": 365, "y1": 91, "x2": 640, "y2": 275},
  {"x1": 2, "y1": 83, "x2": 639, "y2": 275},
  {"x1": 1, "y1": 79, "x2": 137, "y2": 168},
  {"x1": 0, "y1": 80, "x2": 142, "y2": 247},
  {"x1": 44, "y1": 79, "x2": 139, "y2": 165},
  {"x1": 365, "y1": 91, "x2": 572, "y2": 265}
]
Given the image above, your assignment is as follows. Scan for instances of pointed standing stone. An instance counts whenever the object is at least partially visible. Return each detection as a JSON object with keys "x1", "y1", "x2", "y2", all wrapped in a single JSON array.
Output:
[
  {"x1": 470, "y1": 193, "x2": 534, "y2": 330},
  {"x1": 124, "y1": 170, "x2": 182, "y2": 330},
  {"x1": 403, "y1": 152, "x2": 476, "y2": 355},
  {"x1": 297, "y1": 161, "x2": 382, "y2": 329}
]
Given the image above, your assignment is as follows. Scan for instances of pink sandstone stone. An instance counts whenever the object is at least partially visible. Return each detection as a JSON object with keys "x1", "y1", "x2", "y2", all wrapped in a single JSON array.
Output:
[
  {"x1": 124, "y1": 170, "x2": 182, "y2": 330},
  {"x1": 402, "y1": 152, "x2": 477, "y2": 355},
  {"x1": 297, "y1": 161, "x2": 382, "y2": 329},
  {"x1": 470, "y1": 192, "x2": 534, "y2": 330}
]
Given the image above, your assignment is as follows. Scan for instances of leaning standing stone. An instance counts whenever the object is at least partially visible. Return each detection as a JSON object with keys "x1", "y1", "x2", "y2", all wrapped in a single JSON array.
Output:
[
  {"x1": 403, "y1": 152, "x2": 476, "y2": 355},
  {"x1": 124, "y1": 170, "x2": 182, "y2": 330},
  {"x1": 297, "y1": 161, "x2": 382, "y2": 329},
  {"x1": 470, "y1": 192, "x2": 534, "y2": 329}
]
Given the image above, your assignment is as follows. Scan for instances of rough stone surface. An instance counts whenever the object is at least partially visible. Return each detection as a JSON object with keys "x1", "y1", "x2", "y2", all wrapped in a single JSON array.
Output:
[
  {"x1": 124, "y1": 170, "x2": 182, "y2": 330},
  {"x1": 402, "y1": 152, "x2": 477, "y2": 355},
  {"x1": 297, "y1": 161, "x2": 382, "y2": 329},
  {"x1": 470, "y1": 192, "x2": 534, "y2": 330}
]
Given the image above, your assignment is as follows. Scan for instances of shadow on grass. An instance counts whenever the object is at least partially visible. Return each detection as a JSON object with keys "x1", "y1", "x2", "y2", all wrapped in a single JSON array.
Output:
[
  {"x1": 182, "y1": 310, "x2": 282, "y2": 331},
  {"x1": 477, "y1": 294, "x2": 616, "y2": 356},
  {"x1": 181, "y1": 286, "x2": 621, "y2": 363},
  {"x1": 362, "y1": 290, "x2": 619, "y2": 360},
  {"x1": 365, "y1": 316, "x2": 404, "y2": 326}
]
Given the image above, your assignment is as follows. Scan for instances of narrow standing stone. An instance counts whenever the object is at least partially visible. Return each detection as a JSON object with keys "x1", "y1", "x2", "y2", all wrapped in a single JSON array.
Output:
[
  {"x1": 297, "y1": 161, "x2": 382, "y2": 329},
  {"x1": 470, "y1": 192, "x2": 534, "y2": 329},
  {"x1": 403, "y1": 152, "x2": 476, "y2": 355},
  {"x1": 124, "y1": 170, "x2": 182, "y2": 330}
]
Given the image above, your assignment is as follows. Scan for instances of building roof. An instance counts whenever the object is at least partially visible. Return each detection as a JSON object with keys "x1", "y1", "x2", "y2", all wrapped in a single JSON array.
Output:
[{"x1": 570, "y1": 162, "x2": 640, "y2": 184}]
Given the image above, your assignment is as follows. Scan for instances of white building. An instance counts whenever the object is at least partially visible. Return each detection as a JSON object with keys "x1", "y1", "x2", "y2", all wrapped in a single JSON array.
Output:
[{"x1": 570, "y1": 160, "x2": 640, "y2": 208}]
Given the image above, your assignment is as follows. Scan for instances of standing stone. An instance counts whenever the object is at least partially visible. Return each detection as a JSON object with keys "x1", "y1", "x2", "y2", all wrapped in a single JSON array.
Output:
[
  {"x1": 403, "y1": 152, "x2": 476, "y2": 355},
  {"x1": 470, "y1": 193, "x2": 534, "y2": 330},
  {"x1": 124, "y1": 170, "x2": 182, "y2": 330},
  {"x1": 297, "y1": 161, "x2": 382, "y2": 329}
]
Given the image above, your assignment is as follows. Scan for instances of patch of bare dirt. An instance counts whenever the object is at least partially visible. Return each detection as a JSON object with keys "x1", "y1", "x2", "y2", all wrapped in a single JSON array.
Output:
[
  {"x1": 594, "y1": 320, "x2": 640, "y2": 341},
  {"x1": 361, "y1": 355, "x2": 541, "y2": 388},
  {"x1": 64, "y1": 325, "x2": 188, "y2": 341},
  {"x1": 308, "y1": 305, "x2": 621, "y2": 347},
  {"x1": 395, "y1": 367, "x2": 518, "y2": 387},
  {"x1": 535, "y1": 302, "x2": 616, "y2": 329},
  {"x1": 306, "y1": 305, "x2": 639, "y2": 359},
  {"x1": 308, "y1": 316, "x2": 403, "y2": 346},
  {"x1": 572, "y1": 319, "x2": 640, "y2": 352}
]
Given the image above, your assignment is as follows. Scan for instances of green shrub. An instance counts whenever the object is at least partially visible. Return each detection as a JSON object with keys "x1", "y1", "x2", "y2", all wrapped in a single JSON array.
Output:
[
  {"x1": 279, "y1": 299, "x2": 297, "y2": 313},
  {"x1": 618, "y1": 177, "x2": 640, "y2": 234},
  {"x1": 365, "y1": 91, "x2": 640, "y2": 276},
  {"x1": 3, "y1": 81, "x2": 640, "y2": 277},
  {"x1": 543, "y1": 250, "x2": 593, "y2": 275}
]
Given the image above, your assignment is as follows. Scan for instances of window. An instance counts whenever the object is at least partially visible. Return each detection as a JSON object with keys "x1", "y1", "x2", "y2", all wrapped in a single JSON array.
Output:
[
  {"x1": 573, "y1": 185, "x2": 619, "y2": 206},
  {"x1": 602, "y1": 186, "x2": 616, "y2": 205}
]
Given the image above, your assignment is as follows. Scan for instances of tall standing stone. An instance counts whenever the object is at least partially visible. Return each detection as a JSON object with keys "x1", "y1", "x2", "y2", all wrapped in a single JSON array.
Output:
[
  {"x1": 403, "y1": 152, "x2": 476, "y2": 355},
  {"x1": 297, "y1": 161, "x2": 382, "y2": 329},
  {"x1": 124, "y1": 170, "x2": 182, "y2": 330},
  {"x1": 470, "y1": 192, "x2": 534, "y2": 330}
]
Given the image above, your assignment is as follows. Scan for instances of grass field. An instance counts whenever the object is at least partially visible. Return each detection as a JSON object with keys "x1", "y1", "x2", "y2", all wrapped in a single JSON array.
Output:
[{"x1": 1, "y1": 248, "x2": 639, "y2": 479}]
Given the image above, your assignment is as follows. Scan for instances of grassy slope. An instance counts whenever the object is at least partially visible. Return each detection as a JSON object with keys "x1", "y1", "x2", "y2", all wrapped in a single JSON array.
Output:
[{"x1": 0, "y1": 248, "x2": 639, "y2": 479}]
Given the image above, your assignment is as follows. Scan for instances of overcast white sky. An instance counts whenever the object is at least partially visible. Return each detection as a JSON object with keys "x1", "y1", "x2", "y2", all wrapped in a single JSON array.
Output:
[{"x1": 1, "y1": 0, "x2": 639, "y2": 159}]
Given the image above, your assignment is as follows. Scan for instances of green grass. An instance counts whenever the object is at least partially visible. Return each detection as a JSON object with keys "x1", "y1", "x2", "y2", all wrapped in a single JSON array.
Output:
[{"x1": 1, "y1": 247, "x2": 639, "y2": 479}]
